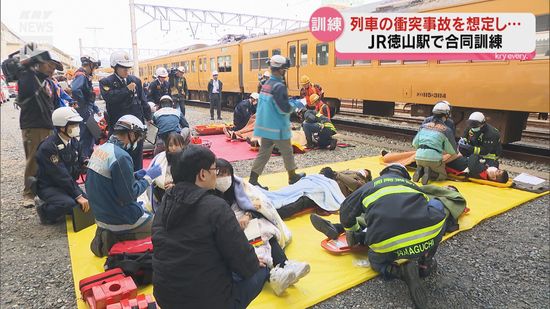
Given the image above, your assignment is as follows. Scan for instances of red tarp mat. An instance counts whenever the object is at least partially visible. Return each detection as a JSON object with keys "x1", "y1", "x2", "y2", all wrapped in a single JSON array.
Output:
[{"x1": 204, "y1": 134, "x2": 258, "y2": 162}]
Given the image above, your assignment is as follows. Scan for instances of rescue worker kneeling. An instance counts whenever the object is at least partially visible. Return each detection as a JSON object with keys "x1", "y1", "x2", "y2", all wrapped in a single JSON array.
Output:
[
  {"x1": 86, "y1": 115, "x2": 162, "y2": 257},
  {"x1": 328, "y1": 164, "x2": 446, "y2": 308},
  {"x1": 35, "y1": 107, "x2": 90, "y2": 224},
  {"x1": 302, "y1": 109, "x2": 337, "y2": 150}
]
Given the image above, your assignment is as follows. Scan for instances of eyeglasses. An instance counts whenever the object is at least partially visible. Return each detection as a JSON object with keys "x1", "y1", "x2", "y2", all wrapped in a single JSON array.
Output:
[{"x1": 207, "y1": 167, "x2": 221, "y2": 176}]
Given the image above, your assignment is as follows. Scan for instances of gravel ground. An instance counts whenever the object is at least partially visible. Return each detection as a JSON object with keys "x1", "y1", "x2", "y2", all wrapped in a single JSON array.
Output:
[{"x1": 1, "y1": 104, "x2": 548, "y2": 308}]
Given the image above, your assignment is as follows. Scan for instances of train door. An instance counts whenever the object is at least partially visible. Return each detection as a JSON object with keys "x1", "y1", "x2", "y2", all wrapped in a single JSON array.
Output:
[
  {"x1": 287, "y1": 41, "x2": 299, "y2": 92},
  {"x1": 197, "y1": 55, "x2": 208, "y2": 89}
]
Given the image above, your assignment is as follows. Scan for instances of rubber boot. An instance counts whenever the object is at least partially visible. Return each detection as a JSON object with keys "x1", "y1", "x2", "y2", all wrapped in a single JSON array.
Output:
[
  {"x1": 421, "y1": 167, "x2": 431, "y2": 185},
  {"x1": 310, "y1": 214, "x2": 340, "y2": 240},
  {"x1": 400, "y1": 262, "x2": 428, "y2": 309},
  {"x1": 249, "y1": 171, "x2": 268, "y2": 190},
  {"x1": 418, "y1": 256, "x2": 438, "y2": 278},
  {"x1": 412, "y1": 166, "x2": 424, "y2": 183},
  {"x1": 288, "y1": 170, "x2": 305, "y2": 185}
]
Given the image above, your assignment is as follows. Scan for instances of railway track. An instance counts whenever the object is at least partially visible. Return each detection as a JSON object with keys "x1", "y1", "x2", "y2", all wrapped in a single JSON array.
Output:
[{"x1": 184, "y1": 99, "x2": 550, "y2": 164}]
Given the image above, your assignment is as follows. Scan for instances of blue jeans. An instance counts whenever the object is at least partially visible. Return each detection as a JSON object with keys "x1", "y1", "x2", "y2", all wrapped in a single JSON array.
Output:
[{"x1": 232, "y1": 267, "x2": 269, "y2": 309}]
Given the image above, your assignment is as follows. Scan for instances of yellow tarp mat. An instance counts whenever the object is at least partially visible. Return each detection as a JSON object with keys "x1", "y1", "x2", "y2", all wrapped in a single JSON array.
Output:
[{"x1": 67, "y1": 156, "x2": 547, "y2": 308}]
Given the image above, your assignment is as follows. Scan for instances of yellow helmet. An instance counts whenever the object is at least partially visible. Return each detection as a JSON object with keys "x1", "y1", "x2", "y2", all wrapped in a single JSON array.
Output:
[
  {"x1": 309, "y1": 93, "x2": 319, "y2": 104},
  {"x1": 300, "y1": 75, "x2": 311, "y2": 85}
]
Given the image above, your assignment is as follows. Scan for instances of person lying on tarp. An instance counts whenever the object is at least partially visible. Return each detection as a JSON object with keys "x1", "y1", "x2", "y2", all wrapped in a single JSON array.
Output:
[
  {"x1": 150, "y1": 133, "x2": 187, "y2": 210},
  {"x1": 86, "y1": 115, "x2": 163, "y2": 257},
  {"x1": 152, "y1": 145, "x2": 269, "y2": 309},
  {"x1": 319, "y1": 166, "x2": 372, "y2": 197},
  {"x1": 301, "y1": 109, "x2": 338, "y2": 150},
  {"x1": 34, "y1": 107, "x2": 90, "y2": 224},
  {"x1": 152, "y1": 95, "x2": 190, "y2": 155},
  {"x1": 215, "y1": 158, "x2": 310, "y2": 296},
  {"x1": 311, "y1": 164, "x2": 458, "y2": 309},
  {"x1": 233, "y1": 92, "x2": 258, "y2": 131},
  {"x1": 381, "y1": 151, "x2": 510, "y2": 184}
]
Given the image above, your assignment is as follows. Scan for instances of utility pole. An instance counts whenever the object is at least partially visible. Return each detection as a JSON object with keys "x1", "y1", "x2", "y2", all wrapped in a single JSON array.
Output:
[
  {"x1": 129, "y1": 0, "x2": 140, "y2": 77},
  {"x1": 79, "y1": 38, "x2": 83, "y2": 57}
]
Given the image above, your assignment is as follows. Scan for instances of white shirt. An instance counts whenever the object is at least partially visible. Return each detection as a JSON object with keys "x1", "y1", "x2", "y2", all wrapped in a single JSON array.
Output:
[{"x1": 212, "y1": 79, "x2": 219, "y2": 93}]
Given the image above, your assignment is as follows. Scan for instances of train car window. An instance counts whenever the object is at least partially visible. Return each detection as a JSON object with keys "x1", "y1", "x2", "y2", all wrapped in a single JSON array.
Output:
[
  {"x1": 354, "y1": 59, "x2": 371, "y2": 66},
  {"x1": 250, "y1": 52, "x2": 259, "y2": 70},
  {"x1": 210, "y1": 58, "x2": 215, "y2": 71},
  {"x1": 289, "y1": 46, "x2": 297, "y2": 67},
  {"x1": 380, "y1": 60, "x2": 402, "y2": 65},
  {"x1": 403, "y1": 60, "x2": 428, "y2": 64},
  {"x1": 260, "y1": 50, "x2": 269, "y2": 69},
  {"x1": 198, "y1": 58, "x2": 202, "y2": 72},
  {"x1": 272, "y1": 49, "x2": 281, "y2": 56},
  {"x1": 335, "y1": 55, "x2": 352, "y2": 66},
  {"x1": 225, "y1": 55, "x2": 232, "y2": 72},
  {"x1": 300, "y1": 44, "x2": 308, "y2": 66},
  {"x1": 535, "y1": 14, "x2": 549, "y2": 59},
  {"x1": 316, "y1": 43, "x2": 329, "y2": 66},
  {"x1": 184, "y1": 61, "x2": 190, "y2": 73},
  {"x1": 191, "y1": 60, "x2": 196, "y2": 72},
  {"x1": 217, "y1": 56, "x2": 225, "y2": 72},
  {"x1": 203, "y1": 58, "x2": 207, "y2": 71}
]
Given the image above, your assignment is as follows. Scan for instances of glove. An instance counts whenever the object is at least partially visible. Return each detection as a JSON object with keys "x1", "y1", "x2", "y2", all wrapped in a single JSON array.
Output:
[
  {"x1": 145, "y1": 164, "x2": 162, "y2": 180},
  {"x1": 458, "y1": 141, "x2": 473, "y2": 153},
  {"x1": 345, "y1": 231, "x2": 365, "y2": 247},
  {"x1": 134, "y1": 169, "x2": 146, "y2": 179}
]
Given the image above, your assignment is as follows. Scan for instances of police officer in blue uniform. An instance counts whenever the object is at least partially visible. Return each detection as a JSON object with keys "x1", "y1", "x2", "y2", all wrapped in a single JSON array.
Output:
[
  {"x1": 147, "y1": 67, "x2": 170, "y2": 106},
  {"x1": 35, "y1": 107, "x2": 90, "y2": 224},
  {"x1": 71, "y1": 55, "x2": 101, "y2": 158},
  {"x1": 100, "y1": 51, "x2": 151, "y2": 171}
]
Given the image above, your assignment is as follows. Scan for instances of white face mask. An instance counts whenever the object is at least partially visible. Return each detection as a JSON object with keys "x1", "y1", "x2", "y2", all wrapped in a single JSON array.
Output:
[
  {"x1": 471, "y1": 127, "x2": 481, "y2": 132},
  {"x1": 67, "y1": 126, "x2": 80, "y2": 138},
  {"x1": 215, "y1": 176, "x2": 232, "y2": 193}
]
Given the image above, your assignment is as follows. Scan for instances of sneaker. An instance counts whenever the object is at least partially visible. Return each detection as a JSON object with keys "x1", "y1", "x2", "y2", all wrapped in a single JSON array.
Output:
[
  {"x1": 400, "y1": 262, "x2": 428, "y2": 309},
  {"x1": 250, "y1": 181, "x2": 269, "y2": 191},
  {"x1": 421, "y1": 167, "x2": 431, "y2": 185},
  {"x1": 310, "y1": 214, "x2": 339, "y2": 240},
  {"x1": 284, "y1": 260, "x2": 310, "y2": 285},
  {"x1": 269, "y1": 266, "x2": 296, "y2": 296},
  {"x1": 22, "y1": 196, "x2": 35, "y2": 208},
  {"x1": 289, "y1": 172, "x2": 305, "y2": 185},
  {"x1": 412, "y1": 167, "x2": 424, "y2": 183},
  {"x1": 328, "y1": 139, "x2": 337, "y2": 150}
]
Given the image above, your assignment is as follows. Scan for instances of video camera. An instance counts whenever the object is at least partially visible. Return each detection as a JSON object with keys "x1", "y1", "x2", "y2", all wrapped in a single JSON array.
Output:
[
  {"x1": 1, "y1": 43, "x2": 61, "y2": 82},
  {"x1": 168, "y1": 67, "x2": 179, "y2": 89}
]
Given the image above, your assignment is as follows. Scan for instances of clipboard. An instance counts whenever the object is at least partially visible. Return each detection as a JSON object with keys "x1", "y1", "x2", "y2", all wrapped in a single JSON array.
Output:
[
  {"x1": 72, "y1": 205, "x2": 96, "y2": 232},
  {"x1": 85, "y1": 115, "x2": 102, "y2": 139},
  {"x1": 146, "y1": 122, "x2": 158, "y2": 145}
]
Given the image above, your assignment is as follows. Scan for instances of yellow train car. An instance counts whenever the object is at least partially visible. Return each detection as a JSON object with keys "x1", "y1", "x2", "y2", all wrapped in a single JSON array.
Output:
[{"x1": 139, "y1": 0, "x2": 549, "y2": 143}]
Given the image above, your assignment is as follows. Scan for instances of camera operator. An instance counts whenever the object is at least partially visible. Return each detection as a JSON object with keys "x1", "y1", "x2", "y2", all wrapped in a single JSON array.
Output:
[
  {"x1": 71, "y1": 55, "x2": 101, "y2": 158},
  {"x1": 16, "y1": 50, "x2": 64, "y2": 207},
  {"x1": 170, "y1": 66, "x2": 188, "y2": 116},
  {"x1": 147, "y1": 67, "x2": 169, "y2": 106}
]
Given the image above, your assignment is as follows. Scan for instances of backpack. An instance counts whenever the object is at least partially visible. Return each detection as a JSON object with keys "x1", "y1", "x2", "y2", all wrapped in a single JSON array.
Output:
[{"x1": 104, "y1": 237, "x2": 153, "y2": 286}]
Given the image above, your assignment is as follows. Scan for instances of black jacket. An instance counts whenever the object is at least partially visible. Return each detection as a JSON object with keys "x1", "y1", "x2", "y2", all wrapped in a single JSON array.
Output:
[
  {"x1": 35, "y1": 134, "x2": 86, "y2": 199},
  {"x1": 233, "y1": 99, "x2": 255, "y2": 131},
  {"x1": 340, "y1": 173, "x2": 446, "y2": 254},
  {"x1": 147, "y1": 78, "x2": 170, "y2": 105},
  {"x1": 171, "y1": 76, "x2": 188, "y2": 98},
  {"x1": 17, "y1": 69, "x2": 56, "y2": 129},
  {"x1": 152, "y1": 182, "x2": 259, "y2": 309},
  {"x1": 207, "y1": 79, "x2": 223, "y2": 96},
  {"x1": 461, "y1": 123, "x2": 502, "y2": 160},
  {"x1": 100, "y1": 74, "x2": 151, "y2": 130}
]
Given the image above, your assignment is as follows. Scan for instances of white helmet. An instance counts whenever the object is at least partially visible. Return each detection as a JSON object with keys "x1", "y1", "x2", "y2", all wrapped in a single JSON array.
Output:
[
  {"x1": 113, "y1": 115, "x2": 146, "y2": 133},
  {"x1": 160, "y1": 95, "x2": 173, "y2": 102},
  {"x1": 110, "y1": 51, "x2": 134, "y2": 68},
  {"x1": 468, "y1": 112, "x2": 485, "y2": 124},
  {"x1": 212, "y1": 70, "x2": 219, "y2": 76},
  {"x1": 269, "y1": 55, "x2": 290, "y2": 68},
  {"x1": 250, "y1": 92, "x2": 259, "y2": 100},
  {"x1": 155, "y1": 67, "x2": 168, "y2": 78},
  {"x1": 432, "y1": 101, "x2": 451, "y2": 116},
  {"x1": 52, "y1": 107, "x2": 83, "y2": 127},
  {"x1": 177, "y1": 66, "x2": 185, "y2": 73},
  {"x1": 263, "y1": 71, "x2": 271, "y2": 77}
]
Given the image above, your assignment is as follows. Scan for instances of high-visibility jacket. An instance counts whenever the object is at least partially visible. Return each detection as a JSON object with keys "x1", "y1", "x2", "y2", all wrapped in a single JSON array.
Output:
[
  {"x1": 340, "y1": 173, "x2": 447, "y2": 255},
  {"x1": 462, "y1": 123, "x2": 502, "y2": 162}
]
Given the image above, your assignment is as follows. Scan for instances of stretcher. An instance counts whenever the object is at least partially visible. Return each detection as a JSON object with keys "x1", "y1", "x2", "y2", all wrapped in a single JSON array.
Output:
[
  {"x1": 320, "y1": 234, "x2": 368, "y2": 254},
  {"x1": 194, "y1": 124, "x2": 227, "y2": 135}
]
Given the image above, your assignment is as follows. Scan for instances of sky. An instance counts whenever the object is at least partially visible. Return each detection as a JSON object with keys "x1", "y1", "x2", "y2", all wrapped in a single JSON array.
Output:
[{"x1": 1, "y1": 0, "x2": 330, "y2": 64}]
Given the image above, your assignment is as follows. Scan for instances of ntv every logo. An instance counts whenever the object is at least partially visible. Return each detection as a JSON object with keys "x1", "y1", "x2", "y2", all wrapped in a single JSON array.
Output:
[{"x1": 19, "y1": 11, "x2": 53, "y2": 33}]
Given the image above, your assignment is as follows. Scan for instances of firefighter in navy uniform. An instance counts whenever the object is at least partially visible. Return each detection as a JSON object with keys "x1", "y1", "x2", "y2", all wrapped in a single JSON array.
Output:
[
  {"x1": 147, "y1": 67, "x2": 170, "y2": 106},
  {"x1": 459, "y1": 112, "x2": 502, "y2": 168},
  {"x1": 71, "y1": 55, "x2": 101, "y2": 158},
  {"x1": 100, "y1": 51, "x2": 152, "y2": 171},
  {"x1": 34, "y1": 107, "x2": 90, "y2": 224},
  {"x1": 171, "y1": 66, "x2": 188, "y2": 116},
  {"x1": 340, "y1": 164, "x2": 447, "y2": 309}
]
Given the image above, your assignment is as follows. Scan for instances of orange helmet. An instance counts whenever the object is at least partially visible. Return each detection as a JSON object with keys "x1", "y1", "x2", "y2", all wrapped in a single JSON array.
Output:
[
  {"x1": 65, "y1": 69, "x2": 75, "y2": 78},
  {"x1": 300, "y1": 75, "x2": 311, "y2": 86}
]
